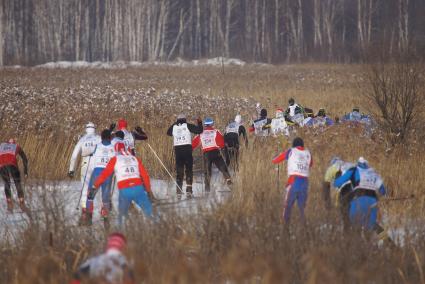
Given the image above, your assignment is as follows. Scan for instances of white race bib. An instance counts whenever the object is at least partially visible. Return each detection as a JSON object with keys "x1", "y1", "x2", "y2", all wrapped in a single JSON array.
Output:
[
  {"x1": 356, "y1": 167, "x2": 383, "y2": 191},
  {"x1": 253, "y1": 119, "x2": 268, "y2": 136},
  {"x1": 225, "y1": 122, "x2": 239, "y2": 134},
  {"x1": 115, "y1": 155, "x2": 140, "y2": 182},
  {"x1": 122, "y1": 129, "x2": 135, "y2": 149},
  {"x1": 287, "y1": 148, "x2": 311, "y2": 177},
  {"x1": 92, "y1": 144, "x2": 116, "y2": 168},
  {"x1": 172, "y1": 124, "x2": 192, "y2": 146},
  {"x1": 200, "y1": 130, "x2": 218, "y2": 149},
  {"x1": 0, "y1": 143, "x2": 17, "y2": 155},
  {"x1": 290, "y1": 113, "x2": 304, "y2": 125},
  {"x1": 81, "y1": 135, "x2": 100, "y2": 156},
  {"x1": 271, "y1": 118, "x2": 287, "y2": 135}
]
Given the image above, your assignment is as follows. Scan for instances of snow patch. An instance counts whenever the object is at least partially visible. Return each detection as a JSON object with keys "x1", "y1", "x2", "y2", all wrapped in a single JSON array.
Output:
[{"x1": 34, "y1": 57, "x2": 248, "y2": 69}]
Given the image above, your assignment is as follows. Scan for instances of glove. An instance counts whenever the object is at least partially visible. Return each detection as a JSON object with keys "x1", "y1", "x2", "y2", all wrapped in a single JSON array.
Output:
[
  {"x1": 135, "y1": 126, "x2": 144, "y2": 133},
  {"x1": 109, "y1": 123, "x2": 116, "y2": 131},
  {"x1": 68, "y1": 171, "x2": 75, "y2": 178}
]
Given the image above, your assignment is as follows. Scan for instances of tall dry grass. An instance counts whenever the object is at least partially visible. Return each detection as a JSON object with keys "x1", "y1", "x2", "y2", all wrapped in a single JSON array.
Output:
[{"x1": 1, "y1": 65, "x2": 425, "y2": 283}]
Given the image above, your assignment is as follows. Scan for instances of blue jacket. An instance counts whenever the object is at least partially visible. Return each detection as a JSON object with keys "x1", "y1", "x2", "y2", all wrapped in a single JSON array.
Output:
[{"x1": 334, "y1": 164, "x2": 386, "y2": 196}]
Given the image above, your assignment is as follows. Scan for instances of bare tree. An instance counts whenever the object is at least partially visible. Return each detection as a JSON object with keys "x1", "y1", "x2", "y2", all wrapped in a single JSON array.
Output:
[{"x1": 362, "y1": 54, "x2": 425, "y2": 144}]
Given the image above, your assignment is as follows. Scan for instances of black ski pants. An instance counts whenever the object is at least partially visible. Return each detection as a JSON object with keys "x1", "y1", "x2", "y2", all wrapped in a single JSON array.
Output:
[
  {"x1": 174, "y1": 145, "x2": 194, "y2": 192},
  {"x1": 203, "y1": 149, "x2": 230, "y2": 191},
  {"x1": 0, "y1": 165, "x2": 24, "y2": 199}
]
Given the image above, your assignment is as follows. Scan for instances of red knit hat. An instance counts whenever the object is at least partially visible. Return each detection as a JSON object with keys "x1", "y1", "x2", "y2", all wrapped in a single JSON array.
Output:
[
  {"x1": 118, "y1": 119, "x2": 128, "y2": 130},
  {"x1": 106, "y1": 232, "x2": 127, "y2": 251}
]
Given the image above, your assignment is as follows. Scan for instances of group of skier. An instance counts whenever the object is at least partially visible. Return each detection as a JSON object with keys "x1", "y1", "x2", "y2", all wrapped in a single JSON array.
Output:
[
  {"x1": 68, "y1": 119, "x2": 150, "y2": 226},
  {"x1": 249, "y1": 98, "x2": 371, "y2": 139},
  {"x1": 0, "y1": 99, "x2": 395, "y2": 283}
]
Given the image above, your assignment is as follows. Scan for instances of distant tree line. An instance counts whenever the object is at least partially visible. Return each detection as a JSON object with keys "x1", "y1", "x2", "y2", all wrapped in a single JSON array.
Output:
[{"x1": 1, "y1": 0, "x2": 424, "y2": 66}]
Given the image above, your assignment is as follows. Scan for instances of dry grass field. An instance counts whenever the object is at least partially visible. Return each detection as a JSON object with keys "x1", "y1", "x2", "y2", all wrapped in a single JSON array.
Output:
[{"x1": 1, "y1": 64, "x2": 425, "y2": 283}]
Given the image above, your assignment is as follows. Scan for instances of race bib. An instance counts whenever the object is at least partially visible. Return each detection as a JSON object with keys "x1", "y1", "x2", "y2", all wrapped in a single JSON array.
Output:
[
  {"x1": 357, "y1": 168, "x2": 382, "y2": 191},
  {"x1": 81, "y1": 135, "x2": 99, "y2": 156},
  {"x1": 226, "y1": 122, "x2": 239, "y2": 134},
  {"x1": 115, "y1": 156, "x2": 140, "y2": 182},
  {"x1": 0, "y1": 143, "x2": 17, "y2": 155},
  {"x1": 173, "y1": 124, "x2": 192, "y2": 146},
  {"x1": 201, "y1": 130, "x2": 218, "y2": 148},
  {"x1": 253, "y1": 119, "x2": 268, "y2": 136},
  {"x1": 287, "y1": 148, "x2": 311, "y2": 177},
  {"x1": 271, "y1": 118, "x2": 287, "y2": 135},
  {"x1": 123, "y1": 130, "x2": 135, "y2": 149},
  {"x1": 93, "y1": 145, "x2": 115, "y2": 168}
]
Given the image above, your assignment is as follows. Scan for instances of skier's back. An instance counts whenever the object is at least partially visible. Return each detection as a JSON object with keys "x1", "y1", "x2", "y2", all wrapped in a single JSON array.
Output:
[{"x1": 68, "y1": 122, "x2": 101, "y2": 223}]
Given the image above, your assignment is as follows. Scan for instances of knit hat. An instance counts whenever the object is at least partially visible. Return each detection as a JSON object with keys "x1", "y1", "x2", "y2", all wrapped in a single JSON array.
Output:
[
  {"x1": 177, "y1": 114, "x2": 186, "y2": 120},
  {"x1": 118, "y1": 119, "x2": 128, "y2": 130},
  {"x1": 106, "y1": 232, "x2": 127, "y2": 251},
  {"x1": 292, "y1": 137, "x2": 304, "y2": 148}
]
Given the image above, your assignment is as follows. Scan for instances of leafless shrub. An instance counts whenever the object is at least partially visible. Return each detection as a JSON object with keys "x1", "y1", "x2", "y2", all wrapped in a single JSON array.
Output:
[{"x1": 362, "y1": 55, "x2": 425, "y2": 145}]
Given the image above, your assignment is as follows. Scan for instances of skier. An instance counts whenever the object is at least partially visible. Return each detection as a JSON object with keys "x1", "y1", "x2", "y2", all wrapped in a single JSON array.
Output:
[
  {"x1": 249, "y1": 108, "x2": 272, "y2": 137},
  {"x1": 68, "y1": 122, "x2": 101, "y2": 223},
  {"x1": 93, "y1": 150, "x2": 155, "y2": 227},
  {"x1": 192, "y1": 118, "x2": 232, "y2": 192},
  {"x1": 166, "y1": 114, "x2": 203, "y2": 196},
  {"x1": 112, "y1": 130, "x2": 127, "y2": 154},
  {"x1": 323, "y1": 157, "x2": 355, "y2": 228},
  {"x1": 70, "y1": 232, "x2": 135, "y2": 284},
  {"x1": 304, "y1": 108, "x2": 334, "y2": 128},
  {"x1": 270, "y1": 108, "x2": 289, "y2": 137},
  {"x1": 334, "y1": 157, "x2": 387, "y2": 231},
  {"x1": 285, "y1": 98, "x2": 304, "y2": 125},
  {"x1": 110, "y1": 119, "x2": 147, "y2": 156},
  {"x1": 342, "y1": 107, "x2": 362, "y2": 122},
  {"x1": 85, "y1": 129, "x2": 116, "y2": 226},
  {"x1": 223, "y1": 114, "x2": 248, "y2": 168},
  {"x1": 272, "y1": 137, "x2": 313, "y2": 225},
  {"x1": 0, "y1": 138, "x2": 29, "y2": 213}
]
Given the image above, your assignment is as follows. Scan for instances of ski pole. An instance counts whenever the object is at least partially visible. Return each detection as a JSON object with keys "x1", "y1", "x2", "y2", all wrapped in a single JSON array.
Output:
[
  {"x1": 146, "y1": 143, "x2": 183, "y2": 193},
  {"x1": 381, "y1": 194, "x2": 415, "y2": 202},
  {"x1": 75, "y1": 155, "x2": 92, "y2": 211},
  {"x1": 276, "y1": 140, "x2": 281, "y2": 190}
]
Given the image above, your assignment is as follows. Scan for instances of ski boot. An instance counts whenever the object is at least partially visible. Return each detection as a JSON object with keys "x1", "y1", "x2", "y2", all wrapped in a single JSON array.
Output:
[
  {"x1": 78, "y1": 208, "x2": 92, "y2": 226},
  {"x1": 176, "y1": 185, "x2": 184, "y2": 199},
  {"x1": 186, "y1": 185, "x2": 193, "y2": 199},
  {"x1": 6, "y1": 198, "x2": 13, "y2": 213}
]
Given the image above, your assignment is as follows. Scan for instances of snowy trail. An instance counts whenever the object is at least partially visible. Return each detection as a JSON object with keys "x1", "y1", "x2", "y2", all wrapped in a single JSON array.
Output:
[{"x1": 0, "y1": 170, "x2": 231, "y2": 236}]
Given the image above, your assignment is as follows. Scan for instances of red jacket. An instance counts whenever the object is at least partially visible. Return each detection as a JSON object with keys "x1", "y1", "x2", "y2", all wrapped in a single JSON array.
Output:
[
  {"x1": 192, "y1": 127, "x2": 225, "y2": 153},
  {"x1": 0, "y1": 143, "x2": 28, "y2": 173},
  {"x1": 94, "y1": 155, "x2": 151, "y2": 192}
]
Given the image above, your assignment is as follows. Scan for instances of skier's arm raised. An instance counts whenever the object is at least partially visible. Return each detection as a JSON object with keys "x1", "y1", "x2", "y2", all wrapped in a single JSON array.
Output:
[
  {"x1": 187, "y1": 118, "x2": 203, "y2": 134},
  {"x1": 192, "y1": 135, "x2": 201, "y2": 150},
  {"x1": 132, "y1": 127, "x2": 148, "y2": 141}
]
